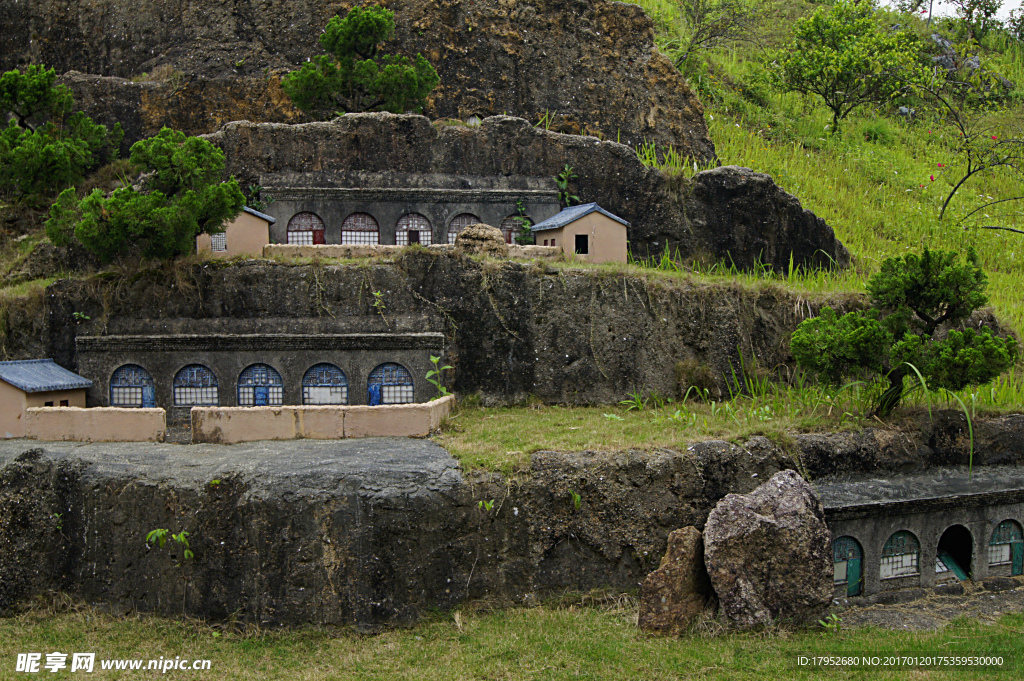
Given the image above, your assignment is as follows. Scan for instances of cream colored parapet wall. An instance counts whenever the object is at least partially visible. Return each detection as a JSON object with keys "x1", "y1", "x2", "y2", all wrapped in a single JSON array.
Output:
[
  {"x1": 263, "y1": 244, "x2": 561, "y2": 260},
  {"x1": 190, "y1": 395, "x2": 455, "y2": 444},
  {"x1": 26, "y1": 407, "x2": 166, "y2": 442}
]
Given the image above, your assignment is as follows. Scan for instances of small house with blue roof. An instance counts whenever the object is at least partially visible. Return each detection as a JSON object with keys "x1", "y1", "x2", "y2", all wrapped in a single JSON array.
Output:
[
  {"x1": 530, "y1": 203, "x2": 629, "y2": 264},
  {"x1": 0, "y1": 359, "x2": 92, "y2": 438},
  {"x1": 196, "y1": 206, "x2": 277, "y2": 259}
]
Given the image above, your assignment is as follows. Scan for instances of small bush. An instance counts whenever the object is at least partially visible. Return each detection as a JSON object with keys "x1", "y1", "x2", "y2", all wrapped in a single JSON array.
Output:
[
  {"x1": 676, "y1": 358, "x2": 722, "y2": 400},
  {"x1": 860, "y1": 119, "x2": 895, "y2": 145}
]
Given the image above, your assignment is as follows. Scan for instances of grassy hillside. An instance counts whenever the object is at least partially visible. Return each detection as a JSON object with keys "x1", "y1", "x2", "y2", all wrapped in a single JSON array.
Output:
[{"x1": 635, "y1": 0, "x2": 1024, "y2": 336}]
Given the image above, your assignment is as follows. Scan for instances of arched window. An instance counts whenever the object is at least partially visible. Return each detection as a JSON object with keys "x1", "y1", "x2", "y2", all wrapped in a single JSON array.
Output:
[
  {"x1": 832, "y1": 536, "x2": 863, "y2": 595},
  {"x1": 447, "y1": 213, "x2": 481, "y2": 245},
  {"x1": 396, "y1": 213, "x2": 433, "y2": 246},
  {"x1": 173, "y1": 365, "x2": 219, "y2": 406},
  {"x1": 110, "y1": 364, "x2": 155, "y2": 408},
  {"x1": 341, "y1": 212, "x2": 379, "y2": 245},
  {"x1": 989, "y1": 520, "x2": 1024, "y2": 574},
  {"x1": 303, "y1": 363, "x2": 348, "y2": 405},
  {"x1": 286, "y1": 212, "x2": 325, "y2": 245},
  {"x1": 499, "y1": 215, "x2": 531, "y2": 244},
  {"x1": 237, "y1": 364, "x2": 284, "y2": 406},
  {"x1": 880, "y1": 530, "x2": 920, "y2": 579},
  {"x1": 367, "y1": 362, "x2": 414, "y2": 405}
]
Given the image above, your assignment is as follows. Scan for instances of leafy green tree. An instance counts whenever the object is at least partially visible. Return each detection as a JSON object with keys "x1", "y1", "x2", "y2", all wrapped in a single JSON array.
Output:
[
  {"x1": 281, "y1": 6, "x2": 439, "y2": 117},
  {"x1": 791, "y1": 248, "x2": 1017, "y2": 415},
  {"x1": 46, "y1": 128, "x2": 244, "y2": 263},
  {"x1": 0, "y1": 64, "x2": 73, "y2": 131},
  {"x1": 771, "y1": 0, "x2": 927, "y2": 131},
  {"x1": 0, "y1": 65, "x2": 121, "y2": 198},
  {"x1": 660, "y1": 0, "x2": 766, "y2": 72},
  {"x1": 945, "y1": 0, "x2": 1003, "y2": 41}
]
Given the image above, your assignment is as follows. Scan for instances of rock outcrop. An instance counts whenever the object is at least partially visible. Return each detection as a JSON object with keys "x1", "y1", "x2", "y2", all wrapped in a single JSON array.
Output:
[
  {"x1": 454, "y1": 223, "x2": 509, "y2": 257},
  {"x1": 638, "y1": 526, "x2": 715, "y2": 635},
  {"x1": 683, "y1": 166, "x2": 851, "y2": 270},
  {"x1": 703, "y1": 470, "x2": 832, "y2": 629},
  {"x1": 3, "y1": 0, "x2": 714, "y2": 159},
  {"x1": 0, "y1": 439, "x2": 796, "y2": 625},
  {"x1": 209, "y1": 114, "x2": 849, "y2": 270}
]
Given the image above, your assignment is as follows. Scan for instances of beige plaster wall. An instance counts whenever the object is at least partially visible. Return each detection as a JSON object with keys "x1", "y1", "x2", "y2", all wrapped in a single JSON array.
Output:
[
  {"x1": 1, "y1": 384, "x2": 87, "y2": 438},
  {"x1": 264, "y1": 244, "x2": 409, "y2": 259},
  {"x1": 190, "y1": 405, "x2": 345, "y2": 443},
  {"x1": 25, "y1": 388, "x2": 87, "y2": 409},
  {"x1": 191, "y1": 395, "x2": 454, "y2": 444},
  {"x1": 507, "y1": 245, "x2": 561, "y2": 260},
  {"x1": 25, "y1": 407, "x2": 166, "y2": 442},
  {"x1": 0, "y1": 379, "x2": 28, "y2": 438},
  {"x1": 265, "y1": 244, "x2": 561, "y2": 261},
  {"x1": 197, "y1": 211, "x2": 270, "y2": 258},
  {"x1": 538, "y1": 213, "x2": 628, "y2": 264}
]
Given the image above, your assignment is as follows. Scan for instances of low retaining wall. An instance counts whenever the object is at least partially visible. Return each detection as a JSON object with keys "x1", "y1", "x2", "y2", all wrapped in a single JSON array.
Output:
[
  {"x1": 190, "y1": 395, "x2": 454, "y2": 444},
  {"x1": 25, "y1": 407, "x2": 166, "y2": 442},
  {"x1": 263, "y1": 244, "x2": 561, "y2": 260}
]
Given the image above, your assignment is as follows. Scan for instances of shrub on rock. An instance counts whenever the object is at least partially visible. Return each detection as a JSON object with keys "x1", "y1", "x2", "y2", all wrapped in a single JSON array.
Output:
[{"x1": 45, "y1": 128, "x2": 244, "y2": 263}]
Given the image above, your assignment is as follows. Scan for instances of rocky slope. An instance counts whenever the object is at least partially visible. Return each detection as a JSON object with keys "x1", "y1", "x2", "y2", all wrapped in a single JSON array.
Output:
[{"x1": 1, "y1": 0, "x2": 714, "y2": 159}]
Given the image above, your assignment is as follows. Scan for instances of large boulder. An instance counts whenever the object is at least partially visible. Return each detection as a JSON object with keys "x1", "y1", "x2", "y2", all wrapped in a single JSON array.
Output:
[
  {"x1": 683, "y1": 166, "x2": 851, "y2": 271},
  {"x1": 638, "y1": 526, "x2": 715, "y2": 635},
  {"x1": 703, "y1": 469, "x2": 832, "y2": 629},
  {"x1": 455, "y1": 224, "x2": 508, "y2": 257}
]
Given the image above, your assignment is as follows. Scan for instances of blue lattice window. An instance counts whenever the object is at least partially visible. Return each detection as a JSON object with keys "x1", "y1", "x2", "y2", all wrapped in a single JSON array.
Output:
[
  {"x1": 880, "y1": 531, "x2": 920, "y2": 579},
  {"x1": 237, "y1": 364, "x2": 283, "y2": 406},
  {"x1": 302, "y1": 363, "x2": 348, "y2": 405},
  {"x1": 989, "y1": 520, "x2": 1024, "y2": 566},
  {"x1": 173, "y1": 365, "x2": 219, "y2": 406},
  {"x1": 110, "y1": 364, "x2": 155, "y2": 408},
  {"x1": 341, "y1": 212, "x2": 379, "y2": 245},
  {"x1": 447, "y1": 213, "x2": 481, "y2": 244},
  {"x1": 396, "y1": 213, "x2": 433, "y2": 246},
  {"x1": 368, "y1": 362, "x2": 414, "y2": 405}
]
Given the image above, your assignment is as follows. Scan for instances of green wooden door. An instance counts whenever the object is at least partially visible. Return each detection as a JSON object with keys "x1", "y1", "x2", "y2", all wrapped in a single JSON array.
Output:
[
  {"x1": 1013, "y1": 541, "x2": 1023, "y2": 576},
  {"x1": 847, "y1": 557, "x2": 862, "y2": 596}
]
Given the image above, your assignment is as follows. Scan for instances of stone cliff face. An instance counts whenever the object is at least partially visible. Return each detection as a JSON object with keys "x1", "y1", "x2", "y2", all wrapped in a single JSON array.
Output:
[
  {"x1": 2, "y1": 0, "x2": 714, "y2": 159},
  {"x1": 209, "y1": 114, "x2": 848, "y2": 269},
  {"x1": 13, "y1": 253, "x2": 852, "y2": 405},
  {"x1": 2, "y1": 414, "x2": 1020, "y2": 625}
]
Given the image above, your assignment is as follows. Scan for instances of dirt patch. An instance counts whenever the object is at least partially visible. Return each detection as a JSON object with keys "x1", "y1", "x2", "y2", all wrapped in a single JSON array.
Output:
[{"x1": 834, "y1": 577, "x2": 1024, "y2": 631}]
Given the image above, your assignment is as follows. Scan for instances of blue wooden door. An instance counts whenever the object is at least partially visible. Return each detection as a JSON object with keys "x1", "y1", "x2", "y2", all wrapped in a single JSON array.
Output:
[
  {"x1": 254, "y1": 386, "x2": 269, "y2": 406},
  {"x1": 1013, "y1": 541, "x2": 1023, "y2": 576},
  {"x1": 142, "y1": 385, "x2": 155, "y2": 408},
  {"x1": 368, "y1": 383, "x2": 382, "y2": 406}
]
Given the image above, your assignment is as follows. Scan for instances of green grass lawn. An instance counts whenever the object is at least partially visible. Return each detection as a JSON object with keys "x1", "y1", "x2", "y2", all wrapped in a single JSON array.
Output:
[
  {"x1": 1, "y1": 601, "x2": 1021, "y2": 680},
  {"x1": 436, "y1": 366, "x2": 1024, "y2": 472}
]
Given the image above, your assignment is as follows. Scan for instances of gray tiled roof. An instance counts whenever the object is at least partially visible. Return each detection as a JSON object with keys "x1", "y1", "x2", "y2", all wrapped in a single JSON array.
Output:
[
  {"x1": 531, "y1": 203, "x2": 630, "y2": 232},
  {"x1": 242, "y1": 206, "x2": 277, "y2": 224},
  {"x1": 0, "y1": 359, "x2": 93, "y2": 393}
]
